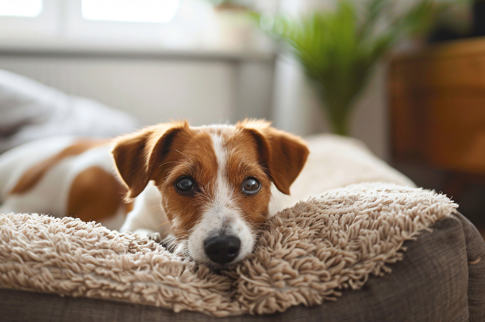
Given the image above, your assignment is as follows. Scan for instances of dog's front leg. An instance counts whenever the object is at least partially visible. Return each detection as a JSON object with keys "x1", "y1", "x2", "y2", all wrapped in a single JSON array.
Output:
[{"x1": 120, "y1": 182, "x2": 171, "y2": 240}]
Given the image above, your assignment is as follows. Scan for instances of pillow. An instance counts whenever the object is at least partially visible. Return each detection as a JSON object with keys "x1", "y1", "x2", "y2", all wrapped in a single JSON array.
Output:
[{"x1": 0, "y1": 69, "x2": 139, "y2": 153}]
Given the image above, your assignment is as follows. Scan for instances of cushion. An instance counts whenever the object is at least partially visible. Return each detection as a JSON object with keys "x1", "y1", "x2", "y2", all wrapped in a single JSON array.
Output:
[{"x1": 0, "y1": 183, "x2": 463, "y2": 318}]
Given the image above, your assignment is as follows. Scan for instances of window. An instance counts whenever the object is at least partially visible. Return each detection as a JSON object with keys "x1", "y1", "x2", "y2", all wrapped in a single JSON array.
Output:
[
  {"x1": 81, "y1": 0, "x2": 179, "y2": 24},
  {"x1": 0, "y1": 0, "x2": 269, "y2": 52},
  {"x1": 0, "y1": 0, "x2": 194, "y2": 44},
  {"x1": 0, "y1": 0, "x2": 58, "y2": 39},
  {"x1": 0, "y1": 0, "x2": 42, "y2": 17}
]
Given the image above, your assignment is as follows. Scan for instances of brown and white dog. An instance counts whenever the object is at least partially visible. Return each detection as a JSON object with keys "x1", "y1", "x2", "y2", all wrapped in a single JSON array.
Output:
[{"x1": 0, "y1": 120, "x2": 309, "y2": 265}]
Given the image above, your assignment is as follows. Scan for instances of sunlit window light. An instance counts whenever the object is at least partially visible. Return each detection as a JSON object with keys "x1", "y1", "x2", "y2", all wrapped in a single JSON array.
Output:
[
  {"x1": 82, "y1": 0, "x2": 180, "y2": 24},
  {"x1": 0, "y1": 0, "x2": 42, "y2": 17}
]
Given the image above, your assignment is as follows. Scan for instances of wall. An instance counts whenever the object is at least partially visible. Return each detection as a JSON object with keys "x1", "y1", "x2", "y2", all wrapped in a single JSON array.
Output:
[
  {"x1": 0, "y1": 49, "x2": 275, "y2": 127},
  {"x1": 0, "y1": 47, "x2": 388, "y2": 159}
]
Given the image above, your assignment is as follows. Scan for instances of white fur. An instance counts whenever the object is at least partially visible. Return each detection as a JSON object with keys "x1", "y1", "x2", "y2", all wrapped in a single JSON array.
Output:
[
  {"x1": 187, "y1": 133, "x2": 254, "y2": 264},
  {"x1": 119, "y1": 182, "x2": 171, "y2": 237}
]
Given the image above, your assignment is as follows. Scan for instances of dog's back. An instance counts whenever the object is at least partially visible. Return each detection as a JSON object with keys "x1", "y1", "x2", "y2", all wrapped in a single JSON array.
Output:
[
  {"x1": 0, "y1": 137, "x2": 75, "y2": 202},
  {"x1": 0, "y1": 137, "x2": 127, "y2": 229}
]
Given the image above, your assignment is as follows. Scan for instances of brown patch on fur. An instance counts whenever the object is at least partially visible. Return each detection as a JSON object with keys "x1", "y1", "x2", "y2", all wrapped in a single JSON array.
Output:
[
  {"x1": 236, "y1": 120, "x2": 309, "y2": 195},
  {"x1": 124, "y1": 201, "x2": 134, "y2": 214},
  {"x1": 10, "y1": 139, "x2": 109, "y2": 195},
  {"x1": 112, "y1": 123, "x2": 220, "y2": 238},
  {"x1": 67, "y1": 166, "x2": 127, "y2": 222},
  {"x1": 156, "y1": 130, "x2": 218, "y2": 238},
  {"x1": 224, "y1": 129, "x2": 272, "y2": 228},
  {"x1": 111, "y1": 122, "x2": 191, "y2": 200}
]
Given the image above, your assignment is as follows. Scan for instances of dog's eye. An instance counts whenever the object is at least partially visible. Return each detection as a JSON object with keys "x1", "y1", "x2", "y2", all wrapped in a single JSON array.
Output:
[
  {"x1": 175, "y1": 176, "x2": 196, "y2": 195},
  {"x1": 241, "y1": 177, "x2": 261, "y2": 195}
]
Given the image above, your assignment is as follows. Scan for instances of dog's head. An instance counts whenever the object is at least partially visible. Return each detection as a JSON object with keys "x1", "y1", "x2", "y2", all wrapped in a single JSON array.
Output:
[{"x1": 112, "y1": 120, "x2": 309, "y2": 266}]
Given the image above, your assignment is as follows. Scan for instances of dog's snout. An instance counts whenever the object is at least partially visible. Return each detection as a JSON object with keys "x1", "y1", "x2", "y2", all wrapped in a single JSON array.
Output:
[{"x1": 203, "y1": 235, "x2": 241, "y2": 264}]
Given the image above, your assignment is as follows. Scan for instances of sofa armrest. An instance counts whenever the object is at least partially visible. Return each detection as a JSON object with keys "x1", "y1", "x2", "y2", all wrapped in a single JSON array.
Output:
[{"x1": 458, "y1": 212, "x2": 485, "y2": 321}]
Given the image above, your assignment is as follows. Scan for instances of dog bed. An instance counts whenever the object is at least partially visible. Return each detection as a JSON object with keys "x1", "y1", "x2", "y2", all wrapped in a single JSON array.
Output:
[
  {"x1": 1, "y1": 134, "x2": 484, "y2": 321},
  {"x1": 0, "y1": 182, "x2": 457, "y2": 317}
]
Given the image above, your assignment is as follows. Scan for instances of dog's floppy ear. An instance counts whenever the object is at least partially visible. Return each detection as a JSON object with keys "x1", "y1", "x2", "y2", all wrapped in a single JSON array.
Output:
[
  {"x1": 237, "y1": 119, "x2": 309, "y2": 195},
  {"x1": 111, "y1": 121, "x2": 190, "y2": 199}
]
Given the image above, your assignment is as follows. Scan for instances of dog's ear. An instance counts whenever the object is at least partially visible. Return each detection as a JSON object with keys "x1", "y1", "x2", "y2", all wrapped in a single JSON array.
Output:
[
  {"x1": 111, "y1": 121, "x2": 190, "y2": 199},
  {"x1": 237, "y1": 120, "x2": 309, "y2": 195}
]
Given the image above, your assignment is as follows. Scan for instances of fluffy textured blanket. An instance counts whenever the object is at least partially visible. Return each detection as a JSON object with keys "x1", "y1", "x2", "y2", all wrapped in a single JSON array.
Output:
[{"x1": 0, "y1": 183, "x2": 457, "y2": 317}]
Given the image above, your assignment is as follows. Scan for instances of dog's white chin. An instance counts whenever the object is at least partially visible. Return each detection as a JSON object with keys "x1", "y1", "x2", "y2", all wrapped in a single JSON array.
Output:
[{"x1": 187, "y1": 209, "x2": 255, "y2": 265}]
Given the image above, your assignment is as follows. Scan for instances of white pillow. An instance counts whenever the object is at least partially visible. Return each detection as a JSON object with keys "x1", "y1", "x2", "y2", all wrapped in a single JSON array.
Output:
[{"x1": 0, "y1": 69, "x2": 139, "y2": 153}]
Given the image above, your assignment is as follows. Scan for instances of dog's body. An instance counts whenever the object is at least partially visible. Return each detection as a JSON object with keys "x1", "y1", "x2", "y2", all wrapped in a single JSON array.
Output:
[
  {"x1": 0, "y1": 120, "x2": 309, "y2": 265},
  {"x1": 0, "y1": 136, "x2": 129, "y2": 229}
]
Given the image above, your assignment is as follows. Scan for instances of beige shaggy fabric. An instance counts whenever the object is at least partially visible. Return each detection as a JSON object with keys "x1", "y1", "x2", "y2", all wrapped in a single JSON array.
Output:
[{"x1": 0, "y1": 183, "x2": 457, "y2": 317}]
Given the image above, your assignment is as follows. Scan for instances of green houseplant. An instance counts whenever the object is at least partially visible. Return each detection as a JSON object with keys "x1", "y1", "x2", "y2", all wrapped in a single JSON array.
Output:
[
  {"x1": 206, "y1": 0, "x2": 249, "y2": 11},
  {"x1": 254, "y1": 0, "x2": 462, "y2": 135}
]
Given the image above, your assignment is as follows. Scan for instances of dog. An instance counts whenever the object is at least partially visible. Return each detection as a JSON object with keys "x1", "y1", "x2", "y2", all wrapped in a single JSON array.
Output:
[{"x1": 0, "y1": 120, "x2": 309, "y2": 265}]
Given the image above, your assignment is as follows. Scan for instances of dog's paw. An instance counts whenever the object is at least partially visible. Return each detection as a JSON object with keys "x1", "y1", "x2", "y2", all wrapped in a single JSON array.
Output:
[{"x1": 148, "y1": 232, "x2": 161, "y2": 243}]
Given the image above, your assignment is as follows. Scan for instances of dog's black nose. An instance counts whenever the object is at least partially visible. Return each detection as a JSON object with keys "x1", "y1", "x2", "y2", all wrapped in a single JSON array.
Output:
[{"x1": 203, "y1": 235, "x2": 241, "y2": 264}]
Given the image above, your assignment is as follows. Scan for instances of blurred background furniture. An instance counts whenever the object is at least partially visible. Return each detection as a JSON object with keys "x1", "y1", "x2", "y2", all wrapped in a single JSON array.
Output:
[{"x1": 389, "y1": 37, "x2": 485, "y2": 234}]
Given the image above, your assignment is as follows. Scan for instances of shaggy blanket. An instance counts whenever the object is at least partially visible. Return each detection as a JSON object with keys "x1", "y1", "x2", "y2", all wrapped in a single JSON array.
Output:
[{"x1": 0, "y1": 183, "x2": 457, "y2": 317}]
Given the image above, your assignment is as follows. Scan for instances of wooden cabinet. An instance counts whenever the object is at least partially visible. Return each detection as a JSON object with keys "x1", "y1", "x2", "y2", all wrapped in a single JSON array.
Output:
[{"x1": 389, "y1": 38, "x2": 485, "y2": 175}]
